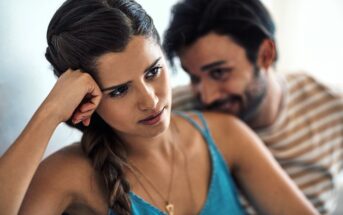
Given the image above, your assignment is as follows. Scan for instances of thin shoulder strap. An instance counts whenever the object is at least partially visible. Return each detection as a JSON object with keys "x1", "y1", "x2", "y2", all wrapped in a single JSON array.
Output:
[{"x1": 173, "y1": 111, "x2": 210, "y2": 135}]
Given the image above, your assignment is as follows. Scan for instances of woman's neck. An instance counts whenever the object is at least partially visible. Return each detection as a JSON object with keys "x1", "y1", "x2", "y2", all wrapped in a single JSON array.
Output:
[{"x1": 120, "y1": 125, "x2": 176, "y2": 161}]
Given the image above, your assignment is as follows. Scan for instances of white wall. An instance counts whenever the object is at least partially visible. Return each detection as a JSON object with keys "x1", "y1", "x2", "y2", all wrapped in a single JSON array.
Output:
[
  {"x1": 0, "y1": 0, "x2": 79, "y2": 157},
  {"x1": 268, "y1": 0, "x2": 343, "y2": 85}
]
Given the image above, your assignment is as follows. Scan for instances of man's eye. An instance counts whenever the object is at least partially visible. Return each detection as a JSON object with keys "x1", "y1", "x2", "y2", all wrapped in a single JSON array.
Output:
[
  {"x1": 109, "y1": 85, "x2": 129, "y2": 98},
  {"x1": 209, "y1": 68, "x2": 230, "y2": 80},
  {"x1": 190, "y1": 74, "x2": 200, "y2": 84},
  {"x1": 145, "y1": 66, "x2": 161, "y2": 80}
]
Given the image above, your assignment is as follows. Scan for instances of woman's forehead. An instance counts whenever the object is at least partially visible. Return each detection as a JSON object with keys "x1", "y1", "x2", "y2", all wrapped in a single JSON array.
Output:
[{"x1": 95, "y1": 36, "x2": 163, "y2": 87}]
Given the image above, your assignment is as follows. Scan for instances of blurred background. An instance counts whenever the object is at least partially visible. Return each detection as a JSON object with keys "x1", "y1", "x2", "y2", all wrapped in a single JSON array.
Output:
[{"x1": 0, "y1": 0, "x2": 343, "y2": 213}]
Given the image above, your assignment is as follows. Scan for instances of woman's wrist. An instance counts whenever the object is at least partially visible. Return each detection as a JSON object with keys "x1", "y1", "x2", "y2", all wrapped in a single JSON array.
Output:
[{"x1": 35, "y1": 99, "x2": 65, "y2": 129}]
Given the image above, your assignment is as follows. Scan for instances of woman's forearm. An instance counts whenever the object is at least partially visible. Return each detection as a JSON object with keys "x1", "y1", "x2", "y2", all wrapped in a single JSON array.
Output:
[
  {"x1": 0, "y1": 70, "x2": 101, "y2": 215},
  {"x1": 0, "y1": 101, "x2": 60, "y2": 215}
]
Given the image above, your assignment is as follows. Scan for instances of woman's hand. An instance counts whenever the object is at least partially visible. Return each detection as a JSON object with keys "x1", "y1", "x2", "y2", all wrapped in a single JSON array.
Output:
[{"x1": 43, "y1": 69, "x2": 102, "y2": 126}]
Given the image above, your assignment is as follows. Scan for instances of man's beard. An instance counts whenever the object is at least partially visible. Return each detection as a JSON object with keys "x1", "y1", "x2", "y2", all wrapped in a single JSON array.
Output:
[{"x1": 202, "y1": 67, "x2": 268, "y2": 123}]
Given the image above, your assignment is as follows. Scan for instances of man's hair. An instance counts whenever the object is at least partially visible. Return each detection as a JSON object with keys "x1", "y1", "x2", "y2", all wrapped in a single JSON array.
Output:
[{"x1": 163, "y1": 0, "x2": 276, "y2": 66}]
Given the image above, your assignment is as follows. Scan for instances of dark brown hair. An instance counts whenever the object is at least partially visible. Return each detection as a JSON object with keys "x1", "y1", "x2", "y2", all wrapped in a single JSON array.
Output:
[{"x1": 45, "y1": 0, "x2": 160, "y2": 214}]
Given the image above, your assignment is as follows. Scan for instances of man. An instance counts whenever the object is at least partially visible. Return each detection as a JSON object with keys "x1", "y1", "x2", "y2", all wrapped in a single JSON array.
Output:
[{"x1": 163, "y1": 0, "x2": 343, "y2": 214}]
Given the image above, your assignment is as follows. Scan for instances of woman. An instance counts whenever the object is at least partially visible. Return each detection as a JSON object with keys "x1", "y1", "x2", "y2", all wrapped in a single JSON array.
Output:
[{"x1": 0, "y1": 0, "x2": 318, "y2": 214}]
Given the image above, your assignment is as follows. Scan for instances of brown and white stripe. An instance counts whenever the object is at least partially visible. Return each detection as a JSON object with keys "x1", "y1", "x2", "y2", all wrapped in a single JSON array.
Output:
[{"x1": 256, "y1": 73, "x2": 343, "y2": 214}]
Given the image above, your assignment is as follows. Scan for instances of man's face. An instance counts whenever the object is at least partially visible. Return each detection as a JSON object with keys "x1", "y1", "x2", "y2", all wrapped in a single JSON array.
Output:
[{"x1": 179, "y1": 33, "x2": 267, "y2": 122}]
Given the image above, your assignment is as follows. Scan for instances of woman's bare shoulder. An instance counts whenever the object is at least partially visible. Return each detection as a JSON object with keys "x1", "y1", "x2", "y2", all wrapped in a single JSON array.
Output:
[
  {"x1": 20, "y1": 143, "x2": 107, "y2": 214},
  {"x1": 202, "y1": 112, "x2": 253, "y2": 137},
  {"x1": 202, "y1": 112, "x2": 260, "y2": 166},
  {"x1": 36, "y1": 142, "x2": 106, "y2": 200},
  {"x1": 171, "y1": 111, "x2": 247, "y2": 142},
  {"x1": 202, "y1": 111, "x2": 242, "y2": 127},
  {"x1": 40, "y1": 142, "x2": 93, "y2": 177}
]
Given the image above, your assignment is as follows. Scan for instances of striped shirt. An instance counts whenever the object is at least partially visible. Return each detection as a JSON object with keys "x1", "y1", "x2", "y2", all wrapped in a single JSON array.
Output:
[{"x1": 172, "y1": 72, "x2": 343, "y2": 214}]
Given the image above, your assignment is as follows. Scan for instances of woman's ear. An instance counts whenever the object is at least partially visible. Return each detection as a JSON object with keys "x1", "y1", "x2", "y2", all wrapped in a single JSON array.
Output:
[{"x1": 256, "y1": 39, "x2": 276, "y2": 70}]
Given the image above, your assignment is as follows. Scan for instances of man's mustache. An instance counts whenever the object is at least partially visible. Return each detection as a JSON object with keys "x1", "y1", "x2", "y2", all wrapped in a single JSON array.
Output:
[{"x1": 203, "y1": 95, "x2": 242, "y2": 111}]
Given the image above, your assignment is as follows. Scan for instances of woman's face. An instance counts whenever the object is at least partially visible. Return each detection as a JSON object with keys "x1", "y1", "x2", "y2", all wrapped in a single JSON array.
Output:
[{"x1": 95, "y1": 36, "x2": 171, "y2": 140}]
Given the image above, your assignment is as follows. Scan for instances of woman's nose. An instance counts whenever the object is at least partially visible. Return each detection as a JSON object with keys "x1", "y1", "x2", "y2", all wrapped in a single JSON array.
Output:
[{"x1": 137, "y1": 84, "x2": 158, "y2": 111}]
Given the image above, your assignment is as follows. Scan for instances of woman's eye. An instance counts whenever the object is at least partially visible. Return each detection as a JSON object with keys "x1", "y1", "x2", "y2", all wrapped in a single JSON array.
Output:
[
  {"x1": 109, "y1": 85, "x2": 129, "y2": 98},
  {"x1": 145, "y1": 66, "x2": 161, "y2": 80}
]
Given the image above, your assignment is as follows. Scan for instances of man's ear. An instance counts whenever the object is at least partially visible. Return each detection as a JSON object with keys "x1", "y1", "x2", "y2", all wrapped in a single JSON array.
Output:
[{"x1": 256, "y1": 39, "x2": 276, "y2": 70}]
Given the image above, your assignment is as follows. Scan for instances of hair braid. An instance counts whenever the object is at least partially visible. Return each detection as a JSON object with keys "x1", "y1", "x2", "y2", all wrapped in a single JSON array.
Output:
[{"x1": 81, "y1": 113, "x2": 131, "y2": 215}]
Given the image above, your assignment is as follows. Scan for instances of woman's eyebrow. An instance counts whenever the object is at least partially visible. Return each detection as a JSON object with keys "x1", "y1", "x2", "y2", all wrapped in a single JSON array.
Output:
[
  {"x1": 101, "y1": 57, "x2": 162, "y2": 92},
  {"x1": 144, "y1": 57, "x2": 161, "y2": 74},
  {"x1": 101, "y1": 81, "x2": 131, "y2": 92}
]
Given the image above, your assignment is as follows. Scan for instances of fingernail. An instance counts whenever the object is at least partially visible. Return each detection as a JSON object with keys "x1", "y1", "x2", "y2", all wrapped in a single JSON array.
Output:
[{"x1": 74, "y1": 119, "x2": 81, "y2": 124}]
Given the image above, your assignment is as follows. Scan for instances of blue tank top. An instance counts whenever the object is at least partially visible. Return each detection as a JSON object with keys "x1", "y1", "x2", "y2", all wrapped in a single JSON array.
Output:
[{"x1": 108, "y1": 111, "x2": 245, "y2": 215}]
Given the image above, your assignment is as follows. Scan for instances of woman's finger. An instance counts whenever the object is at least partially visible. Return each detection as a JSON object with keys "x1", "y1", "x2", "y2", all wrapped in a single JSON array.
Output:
[
  {"x1": 82, "y1": 117, "x2": 91, "y2": 127},
  {"x1": 79, "y1": 102, "x2": 97, "y2": 113},
  {"x1": 72, "y1": 108, "x2": 93, "y2": 121}
]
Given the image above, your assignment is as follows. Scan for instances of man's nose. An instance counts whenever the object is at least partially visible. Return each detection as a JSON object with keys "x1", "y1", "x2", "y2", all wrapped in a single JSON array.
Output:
[
  {"x1": 198, "y1": 80, "x2": 223, "y2": 105},
  {"x1": 137, "y1": 84, "x2": 158, "y2": 111}
]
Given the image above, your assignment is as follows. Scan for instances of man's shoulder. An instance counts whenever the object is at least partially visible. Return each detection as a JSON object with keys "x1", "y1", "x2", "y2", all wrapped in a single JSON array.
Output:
[
  {"x1": 283, "y1": 71, "x2": 318, "y2": 85},
  {"x1": 283, "y1": 71, "x2": 343, "y2": 99}
]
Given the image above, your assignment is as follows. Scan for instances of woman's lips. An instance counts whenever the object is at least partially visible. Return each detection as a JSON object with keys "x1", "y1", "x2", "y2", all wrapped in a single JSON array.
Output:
[{"x1": 138, "y1": 107, "x2": 165, "y2": 125}]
